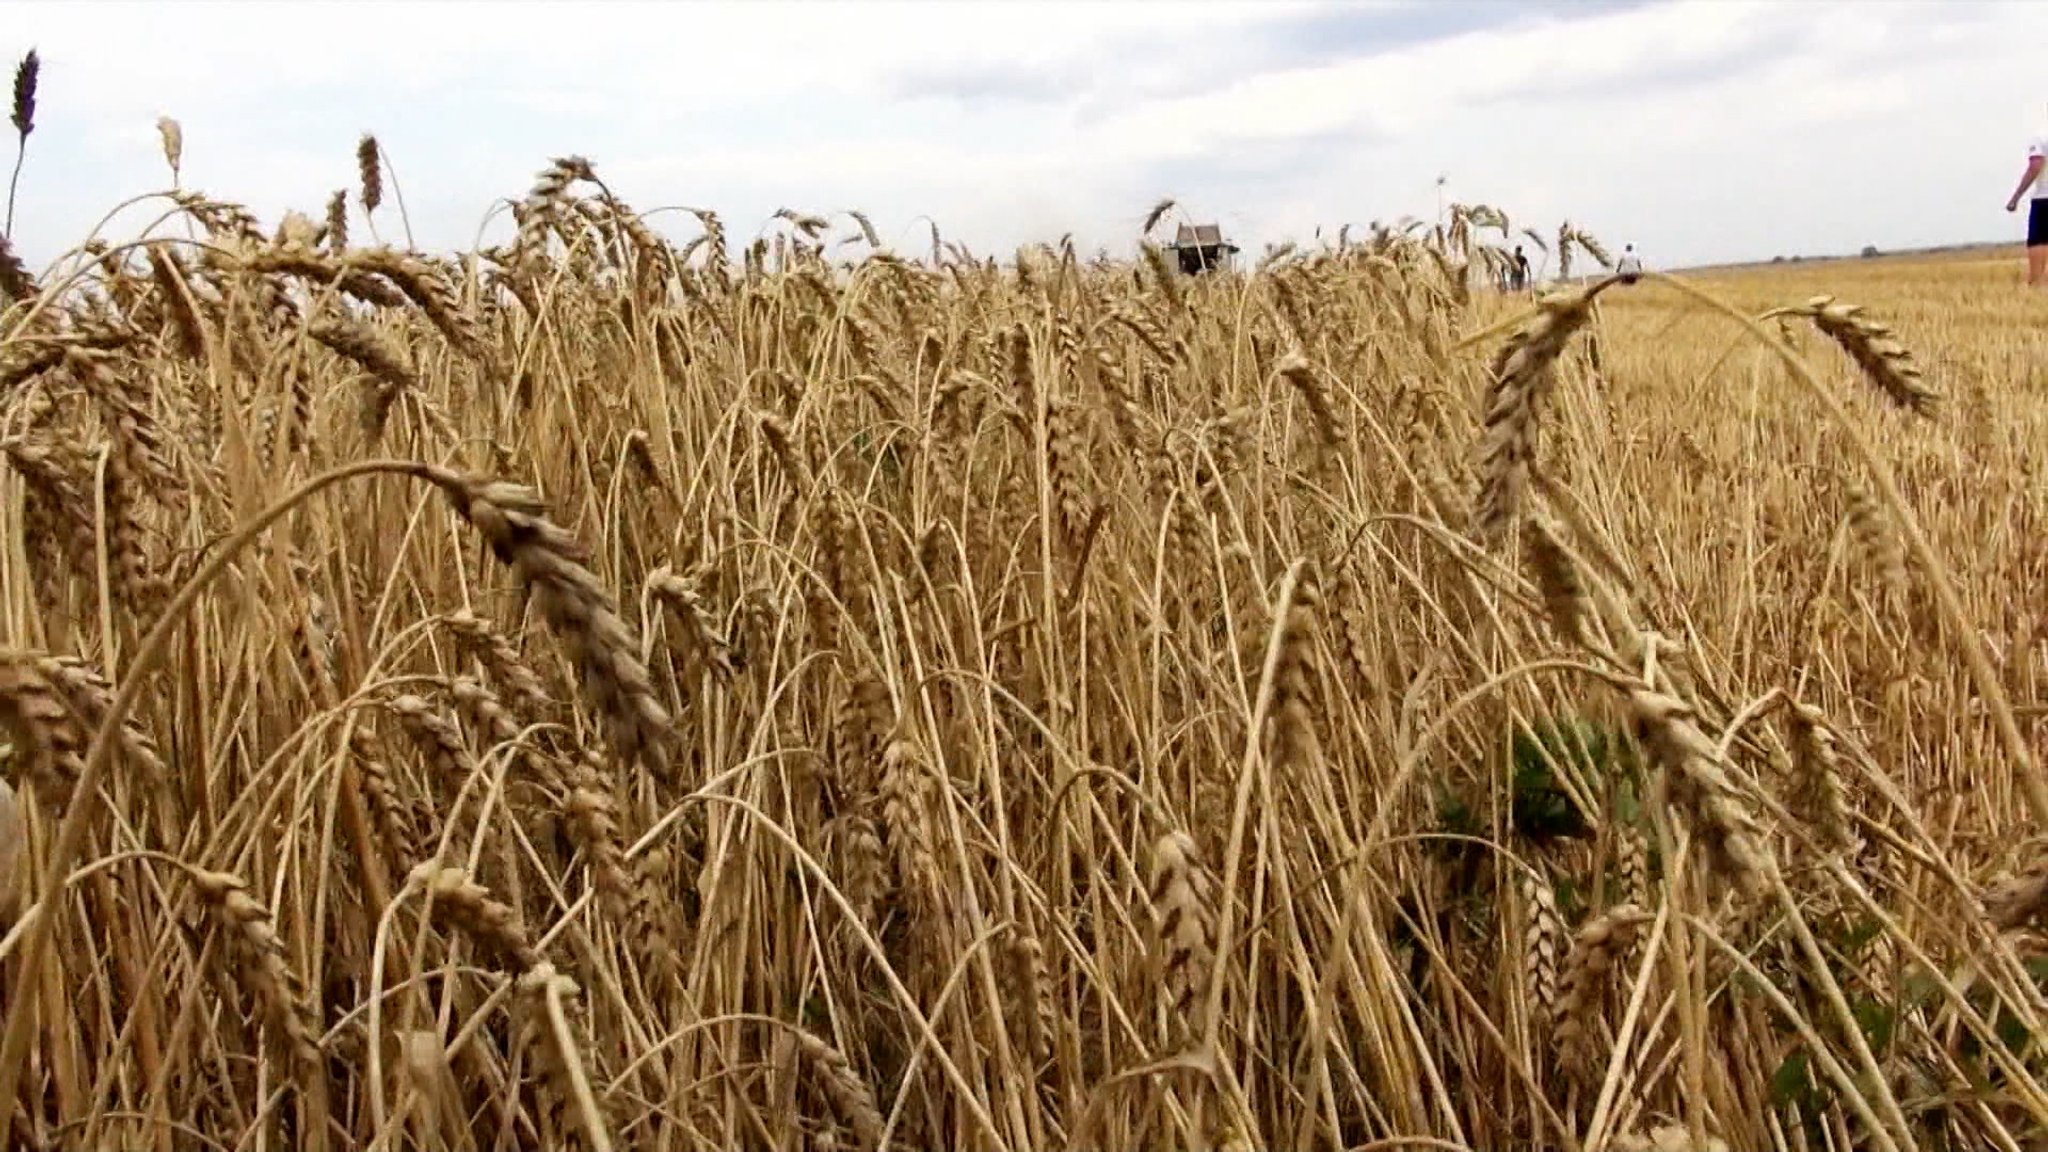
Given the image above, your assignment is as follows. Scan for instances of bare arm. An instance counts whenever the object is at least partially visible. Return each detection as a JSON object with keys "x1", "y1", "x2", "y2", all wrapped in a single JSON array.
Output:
[{"x1": 2010, "y1": 155, "x2": 2044, "y2": 210}]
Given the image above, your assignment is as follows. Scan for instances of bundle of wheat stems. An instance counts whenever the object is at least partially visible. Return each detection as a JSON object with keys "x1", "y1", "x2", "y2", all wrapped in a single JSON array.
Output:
[{"x1": 1, "y1": 80, "x2": 2046, "y2": 1152}]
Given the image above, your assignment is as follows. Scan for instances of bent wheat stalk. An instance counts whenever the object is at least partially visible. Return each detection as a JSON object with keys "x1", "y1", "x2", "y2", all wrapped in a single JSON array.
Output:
[{"x1": 1640, "y1": 271, "x2": 2045, "y2": 833}]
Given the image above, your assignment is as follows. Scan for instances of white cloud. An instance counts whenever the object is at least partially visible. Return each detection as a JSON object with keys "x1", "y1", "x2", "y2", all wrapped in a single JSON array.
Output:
[{"x1": 0, "y1": 0, "x2": 2042, "y2": 269}]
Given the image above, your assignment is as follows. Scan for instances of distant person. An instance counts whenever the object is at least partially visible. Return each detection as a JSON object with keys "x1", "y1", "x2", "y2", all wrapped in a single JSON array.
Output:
[
  {"x1": 2006, "y1": 127, "x2": 2047, "y2": 286},
  {"x1": 1511, "y1": 244, "x2": 1530, "y2": 292},
  {"x1": 1616, "y1": 244, "x2": 1643, "y2": 284}
]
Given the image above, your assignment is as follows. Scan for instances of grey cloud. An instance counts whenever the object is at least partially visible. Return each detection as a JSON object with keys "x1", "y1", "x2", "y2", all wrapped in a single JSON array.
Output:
[
  {"x1": 1472, "y1": 34, "x2": 1809, "y2": 108},
  {"x1": 888, "y1": 1, "x2": 1664, "y2": 115},
  {"x1": 1132, "y1": 126, "x2": 1386, "y2": 227},
  {"x1": 1241, "y1": 0, "x2": 1656, "y2": 75},
  {"x1": 1111, "y1": 0, "x2": 1661, "y2": 103}
]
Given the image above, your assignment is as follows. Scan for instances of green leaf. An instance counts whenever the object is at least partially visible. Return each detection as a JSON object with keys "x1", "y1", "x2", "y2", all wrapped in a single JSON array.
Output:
[
  {"x1": 1852, "y1": 995, "x2": 1896, "y2": 1054},
  {"x1": 2024, "y1": 955, "x2": 2048, "y2": 990},
  {"x1": 1840, "y1": 916, "x2": 1884, "y2": 959},
  {"x1": 1770, "y1": 1050, "x2": 1823, "y2": 1110},
  {"x1": 1994, "y1": 1004, "x2": 2034, "y2": 1057}
]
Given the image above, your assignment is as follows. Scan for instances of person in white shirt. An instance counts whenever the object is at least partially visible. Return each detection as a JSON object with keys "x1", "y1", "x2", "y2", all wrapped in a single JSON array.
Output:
[
  {"x1": 2006, "y1": 127, "x2": 2048, "y2": 287},
  {"x1": 1616, "y1": 244, "x2": 1643, "y2": 283}
]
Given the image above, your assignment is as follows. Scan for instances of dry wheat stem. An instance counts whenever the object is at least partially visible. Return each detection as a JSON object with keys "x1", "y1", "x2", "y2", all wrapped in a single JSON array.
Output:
[
  {"x1": 2, "y1": 172, "x2": 2040, "y2": 1151},
  {"x1": 0, "y1": 457, "x2": 509, "y2": 1110}
]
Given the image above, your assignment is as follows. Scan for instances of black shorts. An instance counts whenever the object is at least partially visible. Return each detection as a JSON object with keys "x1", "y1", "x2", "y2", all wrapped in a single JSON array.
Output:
[{"x1": 2032, "y1": 199, "x2": 2048, "y2": 247}]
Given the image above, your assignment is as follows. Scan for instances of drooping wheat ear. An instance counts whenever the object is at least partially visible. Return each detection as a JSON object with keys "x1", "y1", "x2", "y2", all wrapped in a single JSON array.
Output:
[
  {"x1": 3, "y1": 435, "x2": 100, "y2": 587},
  {"x1": 793, "y1": 1028, "x2": 887, "y2": 1152},
  {"x1": 516, "y1": 963, "x2": 614, "y2": 1152},
  {"x1": 357, "y1": 134, "x2": 383, "y2": 215},
  {"x1": 1109, "y1": 304, "x2": 1180, "y2": 364},
  {"x1": 811, "y1": 485, "x2": 863, "y2": 634},
  {"x1": 312, "y1": 312, "x2": 415, "y2": 393},
  {"x1": 0, "y1": 780, "x2": 23, "y2": 927},
  {"x1": 154, "y1": 116, "x2": 182, "y2": 182},
  {"x1": 1330, "y1": 572, "x2": 1380, "y2": 694},
  {"x1": 1841, "y1": 474, "x2": 1907, "y2": 602},
  {"x1": 449, "y1": 675, "x2": 550, "y2": 787},
  {"x1": 1141, "y1": 197, "x2": 1177, "y2": 235},
  {"x1": 1786, "y1": 701, "x2": 1854, "y2": 855},
  {"x1": 1476, "y1": 286, "x2": 1604, "y2": 543},
  {"x1": 562, "y1": 751, "x2": 633, "y2": 923},
  {"x1": 442, "y1": 609, "x2": 552, "y2": 719},
  {"x1": 385, "y1": 693, "x2": 470, "y2": 784},
  {"x1": 187, "y1": 868, "x2": 326, "y2": 1083},
  {"x1": 1553, "y1": 904, "x2": 1653, "y2": 1074},
  {"x1": 411, "y1": 862, "x2": 539, "y2": 973},
  {"x1": 841, "y1": 207, "x2": 880, "y2": 249},
  {"x1": 1983, "y1": 853, "x2": 2048, "y2": 932},
  {"x1": 647, "y1": 564, "x2": 740, "y2": 681},
  {"x1": 1519, "y1": 862, "x2": 1565, "y2": 1028},
  {"x1": 0, "y1": 650, "x2": 87, "y2": 807},
  {"x1": 1569, "y1": 227, "x2": 1612, "y2": 271},
  {"x1": 1797, "y1": 295, "x2": 1937, "y2": 416},
  {"x1": 513, "y1": 156, "x2": 590, "y2": 260},
  {"x1": 1003, "y1": 322, "x2": 1037, "y2": 427},
  {"x1": 1625, "y1": 684, "x2": 1773, "y2": 899},
  {"x1": 350, "y1": 248, "x2": 486, "y2": 358},
  {"x1": 38, "y1": 655, "x2": 166, "y2": 785},
  {"x1": 67, "y1": 346, "x2": 179, "y2": 487},
  {"x1": 1277, "y1": 350, "x2": 1344, "y2": 466},
  {"x1": 621, "y1": 429, "x2": 665, "y2": 496},
  {"x1": 424, "y1": 470, "x2": 674, "y2": 783},
  {"x1": 1524, "y1": 514, "x2": 1593, "y2": 648},
  {"x1": 346, "y1": 722, "x2": 416, "y2": 864},
  {"x1": 1149, "y1": 829, "x2": 1216, "y2": 1023}
]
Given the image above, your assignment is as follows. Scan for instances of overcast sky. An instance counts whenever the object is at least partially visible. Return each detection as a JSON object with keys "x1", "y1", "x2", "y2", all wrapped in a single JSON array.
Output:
[{"x1": 2, "y1": 0, "x2": 2044, "y2": 271}]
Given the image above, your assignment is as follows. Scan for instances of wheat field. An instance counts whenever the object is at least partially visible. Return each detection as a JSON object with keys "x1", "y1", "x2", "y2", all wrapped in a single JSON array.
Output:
[{"x1": 1, "y1": 122, "x2": 2046, "y2": 1152}]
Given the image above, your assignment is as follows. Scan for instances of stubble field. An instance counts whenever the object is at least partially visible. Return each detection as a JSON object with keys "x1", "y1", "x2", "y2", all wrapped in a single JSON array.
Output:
[{"x1": 0, "y1": 151, "x2": 2045, "y2": 1152}]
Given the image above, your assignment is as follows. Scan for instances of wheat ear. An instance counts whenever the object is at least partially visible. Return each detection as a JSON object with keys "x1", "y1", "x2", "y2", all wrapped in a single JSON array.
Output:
[
  {"x1": 1554, "y1": 904, "x2": 1653, "y2": 1075},
  {"x1": 517, "y1": 962, "x2": 614, "y2": 1152},
  {"x1": 410, "y1": 862, "x2": 539, "y2": 973},
  {"x1": 425, "y1": 471, "x2": 673, "y2": 782},
  {"x1": 1475, "y1": 285, "x2": 1608, "y2": 542},
  {"x1": 1626, "y1": 684, "x2": 1772, "y2": 899},
  {"x1": 1149, "y1": 829, "x2": 1216, "y2": 1026},
  {"x1": 1797, "y1": 295, "x2": 1937, "y2": 415},
  {"x1": 187, "y1": 868, "x2": 327, "y2": 1115}
]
